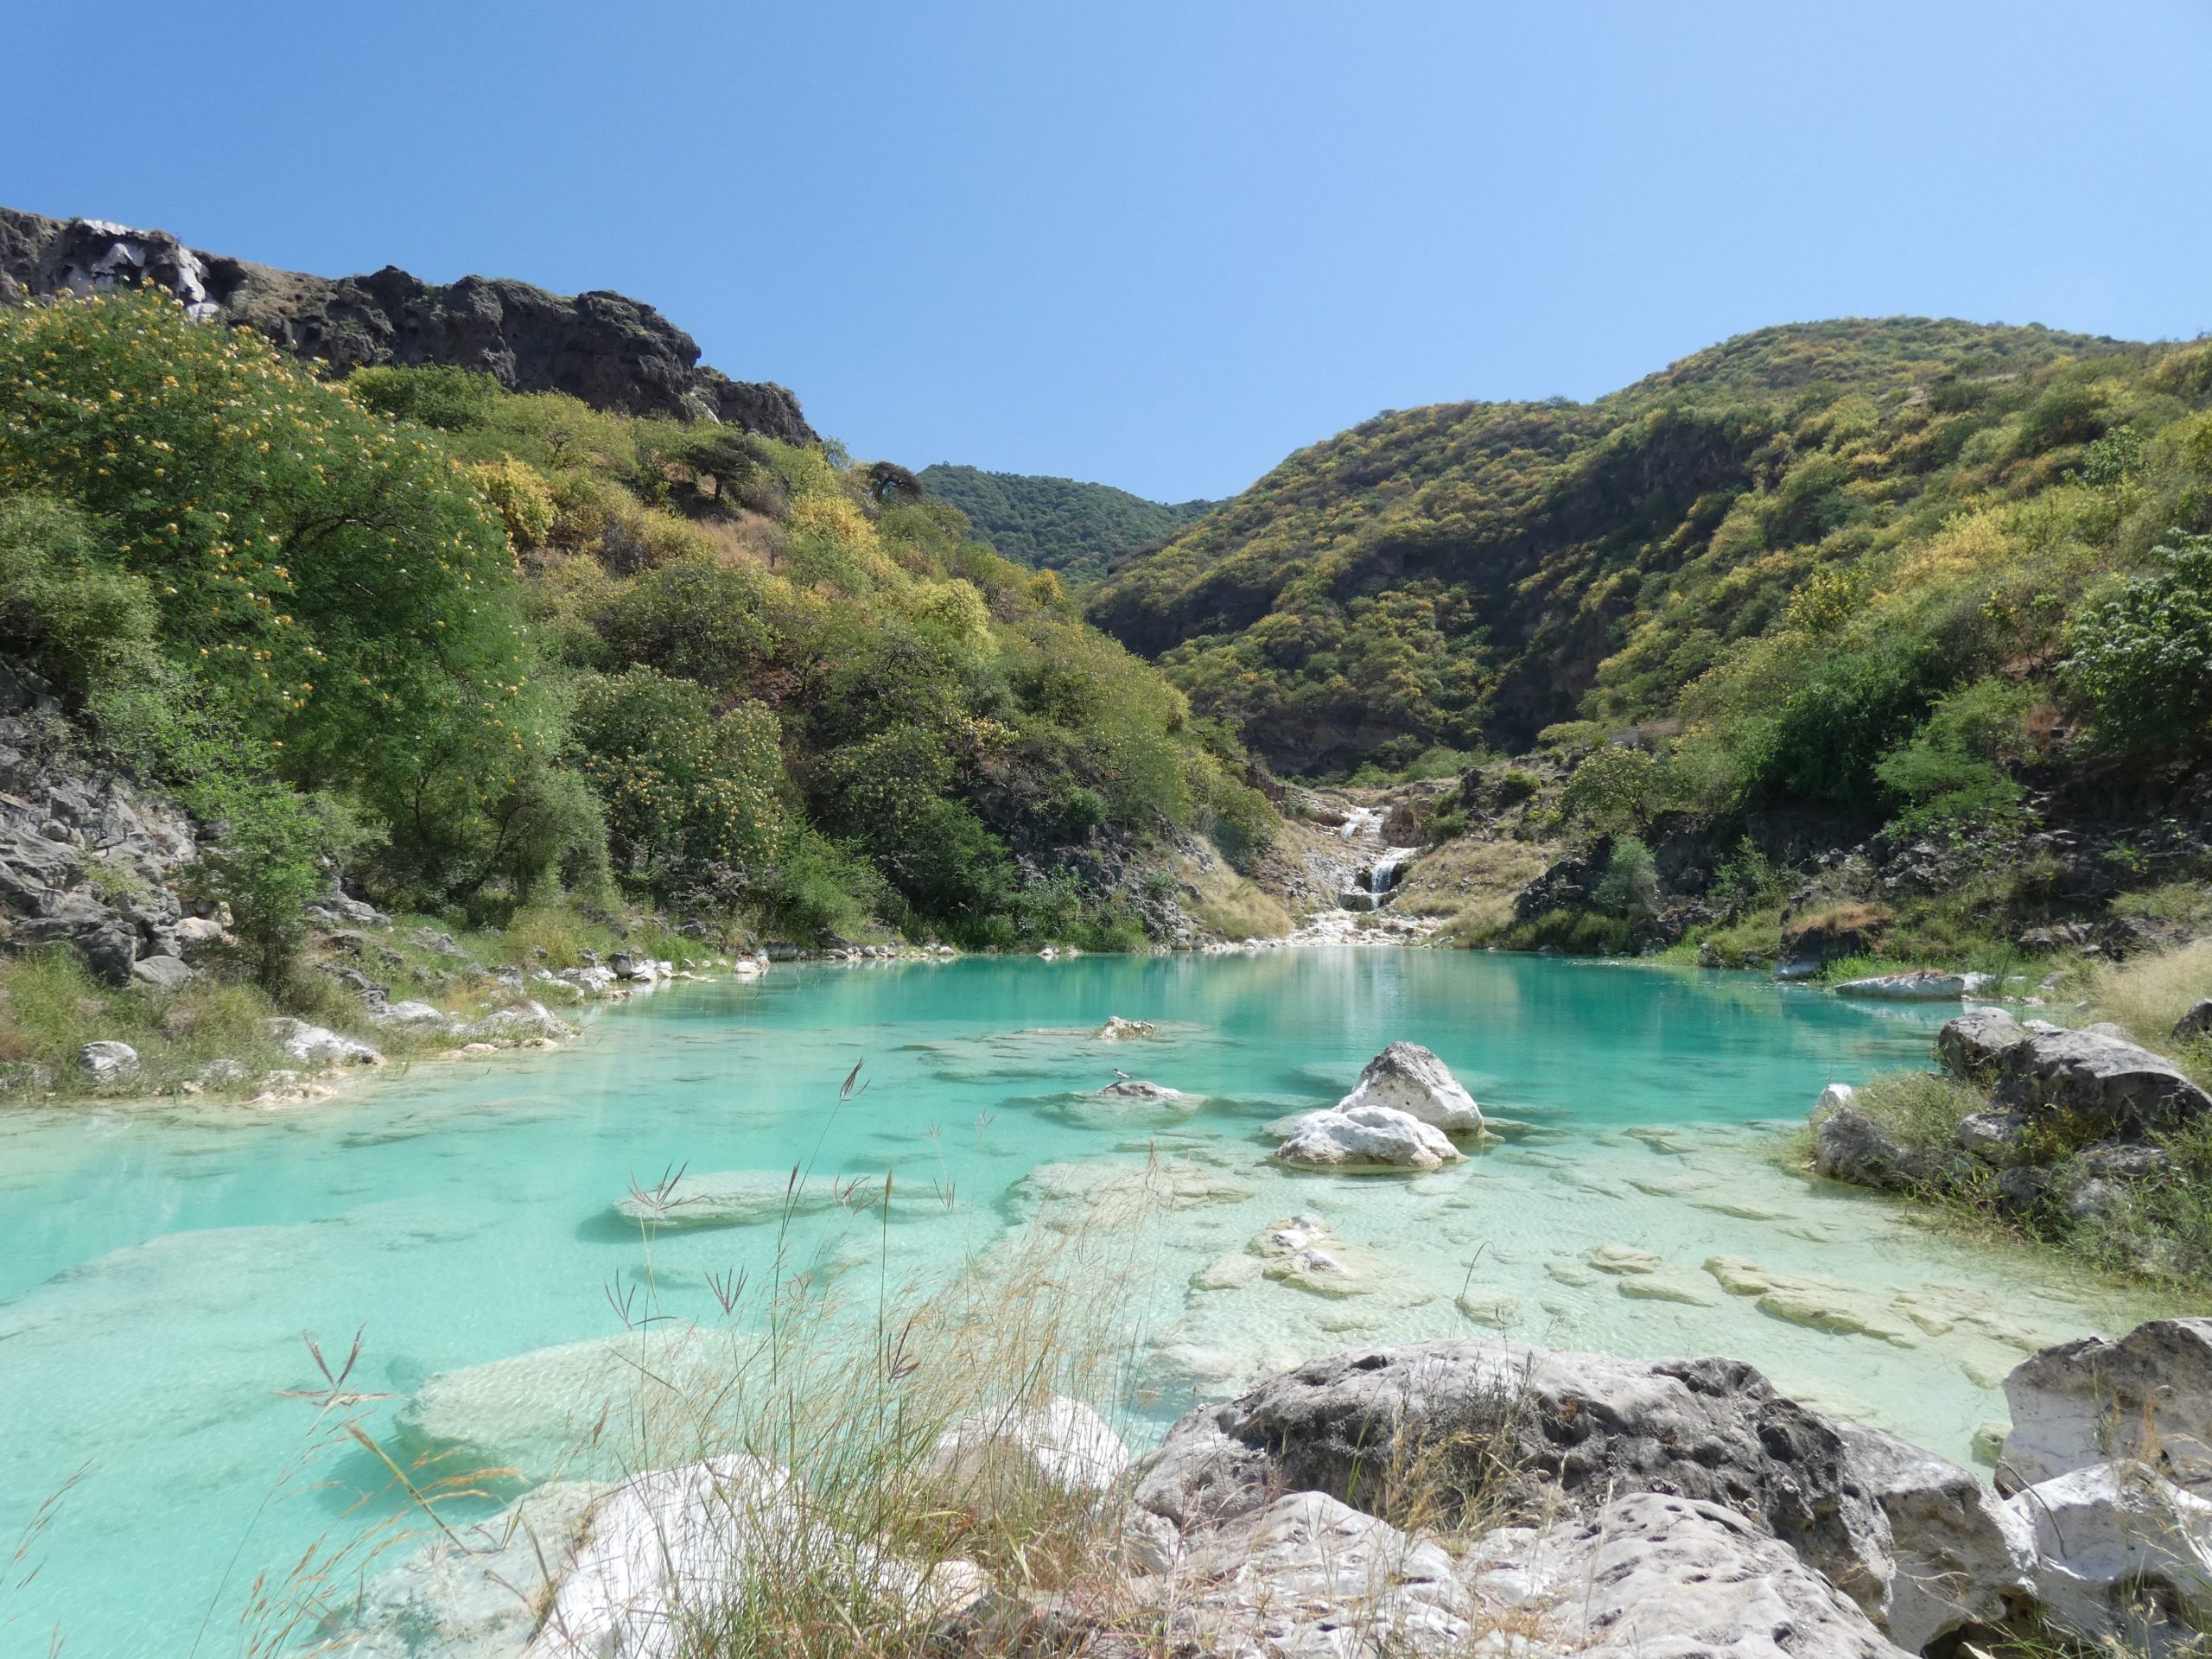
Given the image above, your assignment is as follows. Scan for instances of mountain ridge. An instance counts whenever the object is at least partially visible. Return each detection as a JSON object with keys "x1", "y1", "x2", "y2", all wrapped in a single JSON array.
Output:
[{"x1": 0, "y1": 207, "x2": 816, "y2": 441}]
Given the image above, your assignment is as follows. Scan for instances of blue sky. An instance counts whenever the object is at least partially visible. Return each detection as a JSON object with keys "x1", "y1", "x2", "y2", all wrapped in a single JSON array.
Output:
[{"x1": 10, "y1": 1, "x2": 2210, "y2": 501}]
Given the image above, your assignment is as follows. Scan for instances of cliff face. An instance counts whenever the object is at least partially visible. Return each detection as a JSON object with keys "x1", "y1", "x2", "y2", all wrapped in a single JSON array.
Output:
[{"x1": 0, "y1": 208, "x2": 816, "y2": 442}]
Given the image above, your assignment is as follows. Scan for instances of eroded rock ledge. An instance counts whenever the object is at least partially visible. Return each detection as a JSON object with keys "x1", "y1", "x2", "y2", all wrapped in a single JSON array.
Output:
[{"x1": 0, "y1": 207, "x2": 815, "y2": 439}]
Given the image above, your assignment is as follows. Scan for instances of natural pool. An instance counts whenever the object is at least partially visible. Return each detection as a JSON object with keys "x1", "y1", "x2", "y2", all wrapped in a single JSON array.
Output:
[{"x1": 0, "y1": 948, "x2": 2179, "y2": 1656}]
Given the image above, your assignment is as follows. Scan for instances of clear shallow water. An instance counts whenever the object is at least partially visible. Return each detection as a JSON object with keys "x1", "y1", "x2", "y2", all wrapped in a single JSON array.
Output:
[{"x1": 0, "y1": 950, "x2": 2177, "y2": 1656}]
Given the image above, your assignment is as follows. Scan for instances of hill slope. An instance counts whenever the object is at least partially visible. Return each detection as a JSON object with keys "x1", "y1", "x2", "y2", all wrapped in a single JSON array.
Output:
[
  {"x1": 918, "y1": 464, "x2": 1215, "y2": 581},
  {"x1": 1089, "y1": 318, "x2": 2175, "y2": 772}
]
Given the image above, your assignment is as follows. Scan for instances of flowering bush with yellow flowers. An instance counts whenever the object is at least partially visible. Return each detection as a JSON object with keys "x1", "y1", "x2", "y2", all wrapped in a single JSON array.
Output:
[{"x1": 0, "y1": 290, "x2": 553, "y2": 876}]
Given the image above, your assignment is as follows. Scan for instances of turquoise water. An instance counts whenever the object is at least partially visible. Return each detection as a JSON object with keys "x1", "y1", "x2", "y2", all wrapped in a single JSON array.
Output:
[{"x1": 0, "y1": 950, "x2": 2164, "y2": 1656}]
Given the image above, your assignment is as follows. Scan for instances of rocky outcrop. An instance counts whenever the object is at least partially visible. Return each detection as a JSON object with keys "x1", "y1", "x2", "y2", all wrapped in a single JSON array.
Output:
[
  {"x1": 1333, "y1": 1042, "x2": 1483, "y2": 1134},
  {"x1": 2004, "y1": 1462, "x2": 2212, "y2": 1653},
  {"x1": 0, "y1": 207, "x2": 815, "y2": 440},
  {"x1": 1987, "y1": 1020, "x2": 2212, "y2": 1138},
  {"x1": 0, "y1": 666, "x2": 206, "y2": 983},
  {"x1": 1133, "y1": 1338, "x2": 1898, "y2": 1616},
  {"x1": 1839, "y1": 1425, "x2": 2037, "y2": 1649},
  {"x1": 1535, "y1": 1494, "x2": 1910, "y2": 1659},
  {"x1": 1815, "y1": 1107, "x2": 1928, "y2": 1191},
  {"x1": 1999, "y1": 1318, "x2": 2212, "y2": 1493}
]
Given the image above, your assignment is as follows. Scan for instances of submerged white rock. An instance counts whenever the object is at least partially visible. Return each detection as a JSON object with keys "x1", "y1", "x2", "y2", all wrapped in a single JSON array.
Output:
[
  {"x1": 1335, "y1": 1042, "x2": 1483, "y2": 1133},
  {"x1": 612, "y1": 1169, "x2": 882, "y2": 1230}
]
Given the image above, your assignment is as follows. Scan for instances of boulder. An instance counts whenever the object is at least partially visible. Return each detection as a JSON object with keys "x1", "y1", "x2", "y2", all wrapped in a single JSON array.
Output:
[
  {"x1": 1991, "y1": 1027, "x2": 2212, "y2": 1139},
  {"x1": 1818, "y1": 1081, "x2": 1857, "y2": 1114},
  {"x1": 2005, "y1": 1462, "x2": 2212, "y2": 1650},
  {"x1": 1539, "y1": 1493, "x2": 1910, "y2": 1659},
  {"x1": 77, "y1": 1039, "x2": 138, "y2": 1078},
  {"x1": 376, "y1": 1000, "x2": 449, "y2": 1026},
  {"x1": 1834, "y1": 970, "x2": 1969, "y2": 1001},
  {"x1": 1955, "y1": 1109, "x2": 2031, "y2": 1166},
  {"x1": 1815, "y1": 1108, "x2": 1926, "y2": 1191},
  {"x1": 2000, "y1": 1319, "x2": 2212, "y2": 1493},
  {"x1": 1146, "y1": 1490, "x2": 1474, "y2": 1658},
  {"x1": 521, "y1": 1455, "x2": 976, "y2": 1659},
  {"x1": 1839, "y1": 1424, "x2": 2037, "y2": 1650},
  {"x1": 928, "y1": 1396, "x2": 1129, "y2": 1500},
  {"x1": 128, "y1": 953, "x2": 195, "y2": 990},
  {"x1": 467, "y1": 1000, "x2": 575, "y2": 1042},
  {"x1": 267, "y1": 1017, "x2": 384, "y2": 1066},
  {"x1": 1133, "y1": 1339, "x2": 1896, "y2": 1616},
  {"x1": 1936, "y1": 1007, "x2": 2032, "y2": 1081},
  {"x1": 1254, "y1": 1214, "x2": 1368, "y2": 1296},
  {"x1": 1273, "y1": 1104, "x2": 1464, "y2": 1171},
  {"x1": 2174, "y1": 1000, "x2": 2212, "y2": 1043},
  {"x1": 1334, "y1": 1042, "x2": 1483, "y2": 1134}
]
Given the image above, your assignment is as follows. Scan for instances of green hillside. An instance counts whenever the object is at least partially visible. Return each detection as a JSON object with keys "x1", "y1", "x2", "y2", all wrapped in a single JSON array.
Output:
[
  {"x1": 918, "y1": 463, "x2": 1216, "y2": 581},
  {"x1": 0, "y1": 293, "x2": 1274, "y2": 969},
  {"x1": 1089, "y1": 317, "x2": 2202, "y2": 782}
]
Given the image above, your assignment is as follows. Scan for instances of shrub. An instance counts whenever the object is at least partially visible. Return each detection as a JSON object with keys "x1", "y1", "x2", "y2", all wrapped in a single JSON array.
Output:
[
  {"x1": 346, "y1": 364, "x2": 502, "y2": 431},
  {"x1": 1874, "y1": 675, "x2": 2035, "y2": 835},
  {"x1": 571, "y1": 667, "x2": 787, "y2": 899},
  {"x1": 2064, "y1": 532, "x2": 2212, "y2": 749},
  {"x1": 1590, "y1": 836, "x2": 1660, "y2": 919},
  {"x1": 598, "y1": 556, "x2": 777, "y2": 693},
  {"x1": 0, "y1": 495, "x2": 160, "y2": 698},
  {"x1": 1559, "y1": 746, "x2": 1674, "y2": 836},
  {"x1": 468, "y1": 458, "x2": 557, "y2": 550},
  {"x1": 0, "y1": 292, "x2": 550, "y2": 873},
  {"x1": 1766, "y1": 637, "x2": 1949, "y2": 804}
]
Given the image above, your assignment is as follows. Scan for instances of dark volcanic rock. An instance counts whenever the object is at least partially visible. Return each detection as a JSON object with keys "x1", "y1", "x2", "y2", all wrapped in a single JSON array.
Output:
[{"x1": 0, "y1": 207, "x2": 815, "y2": 441}]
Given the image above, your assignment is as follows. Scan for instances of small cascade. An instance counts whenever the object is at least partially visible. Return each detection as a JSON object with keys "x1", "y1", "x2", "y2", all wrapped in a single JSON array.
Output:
[{"x1": 1370, "y1": 851, "x2": 1406, "y2": 895}]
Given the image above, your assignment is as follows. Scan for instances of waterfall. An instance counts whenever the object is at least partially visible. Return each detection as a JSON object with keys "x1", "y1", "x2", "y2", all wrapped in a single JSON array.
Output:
[{"x1": 1370, "y1": 851, "x2": 1404, "y2": 895}]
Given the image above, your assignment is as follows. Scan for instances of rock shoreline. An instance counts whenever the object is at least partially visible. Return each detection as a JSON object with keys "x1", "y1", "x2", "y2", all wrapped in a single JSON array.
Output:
[{"x1": 331, "y1": 1321, "x2": 2212, "y2": 1658}]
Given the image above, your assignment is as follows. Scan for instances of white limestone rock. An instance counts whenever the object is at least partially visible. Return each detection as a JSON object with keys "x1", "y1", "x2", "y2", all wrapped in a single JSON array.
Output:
[
  {"x1": 377, "y1": 999, "x2": 450, "y2": 1026},
  {"x1": 2005, "y1": 1462, "x2": 2212, "y2": 1649},
  {"x1": 1336, "y1": 1042, "x2": 1483, "y2": 1134},
  {"x1": 1092, "y1": 1014, "x2": 1158, "y2": 1041},
  {"x1": 268, "y1": 1017, "x2": 383, "y2": 1065},
  {"x1": 929, "y1": 1395, "x2": 1130, "y2": 1500},
  {"x1": 1154, "y1": 1490, "x2": 1477, "y2": 1658},
  {"x1": 78, "y1": 1039, "x2": 139, "y2": 1078},
  {"x1": 1274, "y1": 1103, "x2": 1465, "y2": 1171},
  {"x1": 1839, "y1": 1424, "x2": 2037, "y2": 1650},
  {"x1": 1548, "y1": 1493, "x2": 1910, "y2": 1659},
  {"x1": 2000, "y1": 1318, "x2": 2212, "y2": 1493},
  {"x1": 611, "y1": 1169, "x2": 873, "y2": 1230},
  {"x1": 1834, "y1": 970, "x2": 1971, "y2": 1001}
]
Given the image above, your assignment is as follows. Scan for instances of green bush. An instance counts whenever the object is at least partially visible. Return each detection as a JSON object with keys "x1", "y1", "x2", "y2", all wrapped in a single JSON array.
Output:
[
  {"x1": 1874, "y1": 675, "x2": 2035, "y2": 835},
  {"x1": 571, "y1": 667, "x2": 787, "y2": 899},
  {"x1": 0, "y1": 496, "x2": 160, "y2": 697},
  {"x1": 2064, "y1": 532, "x2": 2212, "y2": 749},
  {"x1": 0, "y1": 293, "x2": 555, "y2": 873},
  {"x1": 1765, "y1": 638, "x2": 1949, "y2": 804},
  {"x1": 347, "y1": 364, "x2": 504, "y2": 431},
  {"x1": 1559, "y1": 746, "x2": 1675, "y2": 836},
  {"x1": 1591, "y1": 836, "x2": 1660, "y2": 919}
]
